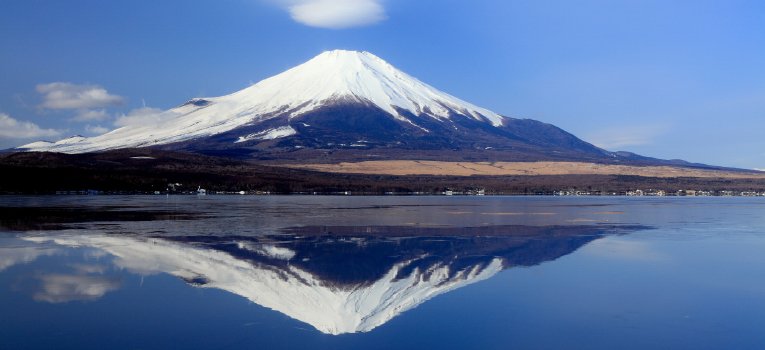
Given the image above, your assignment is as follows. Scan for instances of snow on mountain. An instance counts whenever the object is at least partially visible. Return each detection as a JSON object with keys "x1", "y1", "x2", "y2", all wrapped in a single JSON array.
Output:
[
  {"x1": 17, "y1": 140, "x2": 55, "y2": 149},
  {"x1": 25, "y1": 235, "x2": 503, "y2": 335},
  {"x1": 18, "y1": 50, "x2": 505, "y2": 154},
  {"x1": 235, "y1": 126, "x2": 297, "y2": 143}
]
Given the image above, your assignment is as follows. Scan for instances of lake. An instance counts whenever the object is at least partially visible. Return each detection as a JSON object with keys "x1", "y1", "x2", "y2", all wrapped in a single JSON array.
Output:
[{"x1": 1, "y1": 195, "x2": 764, "y2": 349}]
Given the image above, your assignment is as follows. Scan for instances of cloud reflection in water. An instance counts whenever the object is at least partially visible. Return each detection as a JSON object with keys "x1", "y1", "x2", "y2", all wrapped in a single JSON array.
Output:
[{"x1": 33, "y1": 274, "x2": 123, "y2": 303}]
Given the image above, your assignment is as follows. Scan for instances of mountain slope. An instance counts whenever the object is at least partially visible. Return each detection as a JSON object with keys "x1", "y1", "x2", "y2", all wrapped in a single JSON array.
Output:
[{"x1": 16, "y1": 50, "x2": 616, "y2": 162}]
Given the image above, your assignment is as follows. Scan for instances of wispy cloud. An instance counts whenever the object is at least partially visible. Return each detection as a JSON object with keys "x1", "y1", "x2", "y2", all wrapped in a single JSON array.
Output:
[
  {"x1": 277, "y1": 0, "x2": 387, "y2": 29},
  {"x1": 70, "y1": 109, "x2": 109, "y2": 122},
  {"x1": 581, "y1": 238, "x2": 668, "y2": 262},
  {"x1": 583, "y1": 125, "x2": 669, "y2": 151},
  {"x1": 68, "y1": 263, "x2": 108, "y2": 275},
  {"x1": 113, "y1": 107, "x2": 167, "y2": 127},
  {"x1": 36, "y1": 82, "x2": 125, "y2": 109},
  {"x1": 0, "y1": 112, "x2": 61, "y2": 139},
  {"x1": 85, "y1": 125, "x2": 110, "y2": 135},
  {"x1": 13, "y1": 94, "x2": 28, "y2": 108}
]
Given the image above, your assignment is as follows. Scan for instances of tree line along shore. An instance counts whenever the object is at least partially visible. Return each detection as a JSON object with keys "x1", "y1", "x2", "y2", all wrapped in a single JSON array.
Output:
[{"x1": 3, "y1": 149, "x2": 765, "y2": 196}]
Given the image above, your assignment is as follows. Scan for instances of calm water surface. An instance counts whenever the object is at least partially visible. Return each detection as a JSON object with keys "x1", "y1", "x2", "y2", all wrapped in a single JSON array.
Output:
[{"x1": 1, "y1": 195, "x2": 764, "y2": 349}]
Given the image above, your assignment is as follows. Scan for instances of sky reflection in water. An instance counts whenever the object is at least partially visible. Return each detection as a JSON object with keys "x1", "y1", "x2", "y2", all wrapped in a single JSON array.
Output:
[{"x1": 1, "y1": 196, "x2": 765, "y2": 349}]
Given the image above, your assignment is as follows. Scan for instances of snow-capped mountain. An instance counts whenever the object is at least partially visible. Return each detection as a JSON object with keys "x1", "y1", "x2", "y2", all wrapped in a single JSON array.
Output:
[
  {"x1": 22, "y1": 230, "x2": 606, "y2": 334},
  {"x1": 16, "y1": 50, "x2": 612, "y2": 162}
]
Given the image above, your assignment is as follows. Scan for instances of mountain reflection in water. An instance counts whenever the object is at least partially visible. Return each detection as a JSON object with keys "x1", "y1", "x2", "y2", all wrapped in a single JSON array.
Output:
[{"x1": 20, "y1": 224, "x2": 644, "y2": 335}]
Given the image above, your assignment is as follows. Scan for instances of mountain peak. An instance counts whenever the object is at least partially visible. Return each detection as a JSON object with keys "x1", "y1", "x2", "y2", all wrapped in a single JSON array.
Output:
[
  {"x1": 314, "y1": 49, "x2": 379, "y2": 60},
  {"x1": 230, "y1": 49, "x2": 505, "y2": 126},
  {"x1": 18, "y1": 49, "x2": 511, "y2": 153},
  {"x1": 311, "y1": 50, "x2": 392, "y2": 70}
]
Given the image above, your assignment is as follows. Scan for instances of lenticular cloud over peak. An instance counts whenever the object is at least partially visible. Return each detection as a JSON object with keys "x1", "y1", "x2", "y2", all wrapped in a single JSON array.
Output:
[{"x1": 282, "y1": 0, "x2": 387, "y2": 29}]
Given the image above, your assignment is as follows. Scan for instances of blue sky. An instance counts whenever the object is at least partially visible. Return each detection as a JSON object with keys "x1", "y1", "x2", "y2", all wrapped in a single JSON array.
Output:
[{"x1": 1, "y1": 0, "x2": 763, "y2": 169}]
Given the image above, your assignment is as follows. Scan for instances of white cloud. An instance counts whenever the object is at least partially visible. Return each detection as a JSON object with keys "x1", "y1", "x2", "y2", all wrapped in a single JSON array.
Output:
[
  {"x1": 36, "y1": 82, "x2": 125, "y2": 109},
  {"x1": 70, "y1": 109, "x2": 109, "y2": 122},
  {"x1": 0, "y1": 112, "x2": 61, "y2": 139},
  {"x1": 753, "y1": 168, "x2": 765, "y2": 172},
  {"x1": 113, "y1": 107, "x2": 167, "y2": 127},
  {"x1": 279, "y1": 0, "x2": 387, "y2": 29},
  {"x1": 0, "y1": 246, "x2": 60, "y2": 272},
  {"x1": 583, "y1": 125, "x2": 669, "y2": 151},
  {"x1": 33, "y1": 274, "x2": 123, "y2": 303},
  {"x1": 85, "y1": 125, "x2": 110, "y2": 135}
]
